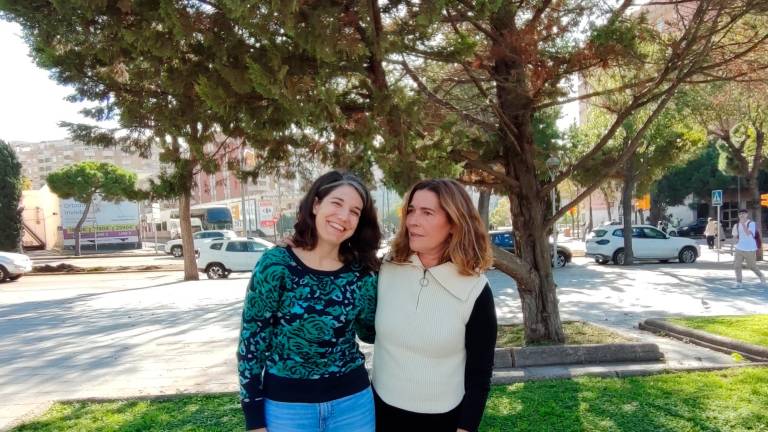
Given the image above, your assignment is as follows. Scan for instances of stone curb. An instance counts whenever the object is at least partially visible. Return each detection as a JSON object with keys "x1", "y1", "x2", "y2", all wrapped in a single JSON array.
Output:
[
  {"x1": 491, "y1": 361, "x2": 768, "y2": 384},
  {"x1": 30, "y1": 252, "x2": 167, "y2": 261},
  {"x1": 639, "y1": 318, "x2": 768, "y2": 362},
  {"x1": 25, "y1": 268, "x2": 183, "y2": 276},
  {"x1": 493, "y1": 343, "x2": 664, "y2": 368}
]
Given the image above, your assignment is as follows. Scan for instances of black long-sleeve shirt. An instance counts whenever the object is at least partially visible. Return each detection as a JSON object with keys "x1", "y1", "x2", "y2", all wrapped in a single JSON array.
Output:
[{"x1": 459, "y1": 284, "x2": 498, "y2": 431}]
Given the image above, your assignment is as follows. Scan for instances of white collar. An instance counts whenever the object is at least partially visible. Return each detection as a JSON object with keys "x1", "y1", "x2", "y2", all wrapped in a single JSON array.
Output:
[{"x1": 397, "y1": 254, "x2": 488, "y2": 301}]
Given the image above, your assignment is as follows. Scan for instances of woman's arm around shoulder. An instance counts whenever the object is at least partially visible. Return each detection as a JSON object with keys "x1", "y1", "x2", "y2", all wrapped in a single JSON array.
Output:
[{"x1": 354, "y1": 271, "x2": 378, "y2": 344}]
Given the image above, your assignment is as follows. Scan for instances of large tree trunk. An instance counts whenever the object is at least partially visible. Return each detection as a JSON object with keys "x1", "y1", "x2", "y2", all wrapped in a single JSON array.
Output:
[
  {"x1": 505, "y1": 189, "x2": 565, "y2": 344},
  {"x1": 490, "y1": 9, "x2": 564, "y2": 344},
  {"x1": 73, "y1": 199, "x2": 92, "y2": 257},
  {"x1": 179, "y1": 189, "x2": 199, "y2": 281},
  {"x1": 621, "y1": 159, "x2": 635, "y2": 266},
  {"x1": 478, "y1": 189, "x2": 491, "y2": 229}
]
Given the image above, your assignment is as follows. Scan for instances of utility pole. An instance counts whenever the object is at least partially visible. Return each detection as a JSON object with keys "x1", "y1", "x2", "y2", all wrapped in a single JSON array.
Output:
[
  {"x1": 276, "y1": 170, "x2": 283, "y2": 241},
  {"x1": 240, "y1": 145, "x2": 248, "y2": 237}
]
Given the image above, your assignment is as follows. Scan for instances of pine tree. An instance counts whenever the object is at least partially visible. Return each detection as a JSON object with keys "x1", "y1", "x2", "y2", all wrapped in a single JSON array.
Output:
[{"x1": 0, "y1": 140, "x2": 22, "y2": 252}]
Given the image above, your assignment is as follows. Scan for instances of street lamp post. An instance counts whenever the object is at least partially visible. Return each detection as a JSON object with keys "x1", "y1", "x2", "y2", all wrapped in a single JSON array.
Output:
[{"x1": 546, "y1": 156, "x2": 561, "y2": 268}]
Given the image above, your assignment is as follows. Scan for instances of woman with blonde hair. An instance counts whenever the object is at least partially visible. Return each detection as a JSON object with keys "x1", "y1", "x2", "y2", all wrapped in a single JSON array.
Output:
[{"x1": 373, "y1": 178, "x2": 497, "y2": 432}]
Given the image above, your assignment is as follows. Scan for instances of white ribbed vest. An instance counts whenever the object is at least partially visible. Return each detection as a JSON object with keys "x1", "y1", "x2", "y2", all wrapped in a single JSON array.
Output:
[{"x1": 372, "y1": 255, "x2": 487, "y2": 413}]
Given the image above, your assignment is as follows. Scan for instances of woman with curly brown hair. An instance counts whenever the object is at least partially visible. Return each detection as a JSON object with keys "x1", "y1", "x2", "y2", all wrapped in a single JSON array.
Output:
[{"x1": 237, "y1": 170, "x2": 381, "y2": 432}]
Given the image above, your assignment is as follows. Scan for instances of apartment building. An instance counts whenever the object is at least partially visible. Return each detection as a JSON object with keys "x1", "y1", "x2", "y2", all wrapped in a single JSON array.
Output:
[
  {"x1": 11, "y1": 138, "x2": 162, "y2": 189},
  {"x1": 190, "y1": 142, "x2": 307, "y2": 232}
]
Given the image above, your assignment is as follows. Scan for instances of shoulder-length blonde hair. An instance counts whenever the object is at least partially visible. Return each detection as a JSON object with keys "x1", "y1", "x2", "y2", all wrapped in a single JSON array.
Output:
[{"x1": 389, "y1": 179, "x2": 493, "y2": 275}]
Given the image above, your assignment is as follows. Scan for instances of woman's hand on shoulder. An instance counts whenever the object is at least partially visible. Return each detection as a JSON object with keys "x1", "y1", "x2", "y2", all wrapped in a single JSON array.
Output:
[
  {"x1": 277, "y1": 234, "x2": 295, "y2": 248},
  {"x1": 247, "y1": 428, "x2": 267, "y2": 432}
]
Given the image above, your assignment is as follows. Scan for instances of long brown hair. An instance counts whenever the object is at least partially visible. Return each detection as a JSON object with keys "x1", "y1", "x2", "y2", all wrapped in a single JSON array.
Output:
[
  {"x1": 292, "y1": 170, "x2": 381, "y2": 272},
  {"x1": 390, "y1": 179, "x2": 493, "y2": 276}
]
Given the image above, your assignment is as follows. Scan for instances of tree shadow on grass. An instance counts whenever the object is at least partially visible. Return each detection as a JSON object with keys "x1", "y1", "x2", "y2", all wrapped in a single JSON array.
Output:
[
  {"x1": 11, "y1": 369, "x2": 768, "y2": 431},
  {"x1": 11, "y1": 394, "x2": 243, "y2": 432},
  {"x1": 480, "y1": 378, "x2": 584, "y2": 432},
  {"x1": 479, "y1": 368, "x2": 768, "y2": 432}
]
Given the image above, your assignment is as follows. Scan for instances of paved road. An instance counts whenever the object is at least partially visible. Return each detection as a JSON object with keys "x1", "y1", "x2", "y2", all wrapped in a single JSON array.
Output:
[{"x1": 3, "y1": 254, "x2": 768, "y2": 430}]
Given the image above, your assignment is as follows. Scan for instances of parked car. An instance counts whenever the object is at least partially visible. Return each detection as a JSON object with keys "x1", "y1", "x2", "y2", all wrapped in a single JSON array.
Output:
[
  {"x1": 489, "y1": 230, "x2": 572, "y2": 268},
  {"x1": 676, "y1": 218, "x2": 709, "y2": 238},
  {"x1": 586, "y1": 225, "x2": 700, "y2": 265},
  {"x1": 165, "y1": 229, "x2": 237, "y2": 257},
  {"x1": 196, "y1": 237, "x2": 275, "y2": 279},
  {"x1": 0, "y1": 251, "x2": 33, "y2": 282}
]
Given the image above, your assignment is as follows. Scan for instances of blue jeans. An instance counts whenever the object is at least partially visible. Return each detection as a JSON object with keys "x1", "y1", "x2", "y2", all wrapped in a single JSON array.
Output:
[{"x1": 264, "y1": 386, "x2": 375, "y2": 432}]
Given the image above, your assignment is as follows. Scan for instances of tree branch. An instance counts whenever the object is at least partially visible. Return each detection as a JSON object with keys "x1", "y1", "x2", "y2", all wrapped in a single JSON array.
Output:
[
  {"x1": 547, "y1": 87, "x2": 679, "y2": 226},
  {"x1": 394, "y1": 60, "x2": 498, "y2": 133},
  {"x1": 449, "y1": 149, "x2": 521, "y2": 192},
  {"x1": 492, "y1": 246, "x2": 535, "y2": 289}
]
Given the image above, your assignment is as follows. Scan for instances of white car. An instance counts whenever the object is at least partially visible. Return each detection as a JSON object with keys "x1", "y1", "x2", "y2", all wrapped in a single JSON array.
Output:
[
  {"x1": 0, "y1": 252, "x2": 33, "y2": 282},
  {"x1": 586, "y1": 225, "x2": 700, "y2": 265},
  {"x1": 196, "y1": 237, "x2": 275, "y2": 279},
  {"x1": 165, "y1": 230, "x2": 237, "y2": 258}
]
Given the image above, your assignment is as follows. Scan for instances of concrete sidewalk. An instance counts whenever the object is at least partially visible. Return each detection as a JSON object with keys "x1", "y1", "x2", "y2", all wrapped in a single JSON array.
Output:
[
  {"x1": 27, "y1": 247, "x2": 166, "y2": 261},
  {"x1": 3, "y1": 260, "x2": 767, "y2": 431}
]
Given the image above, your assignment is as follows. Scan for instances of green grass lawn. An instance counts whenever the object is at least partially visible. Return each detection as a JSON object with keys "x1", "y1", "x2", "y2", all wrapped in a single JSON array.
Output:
[
  {"x1": 667, "y1": 314, "x2": 768, "y2": 347},
  {"x1": 497, "y1": 320, "x2": 632, "y2": 347},
  {"x1": 13, "y1": 368, "x2": 768, "y2": 432}
]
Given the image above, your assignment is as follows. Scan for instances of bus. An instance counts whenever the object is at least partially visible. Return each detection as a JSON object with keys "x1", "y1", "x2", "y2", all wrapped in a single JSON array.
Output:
[
  {"x1": 147, "y1": 205, "x2": 233, "y2": 241},
  {"x1": 190, "y1": 204, "x2": 234, "y2": 230},
  {"x1": 159, "y1": 205, "x2": 234, "y2": 231}
]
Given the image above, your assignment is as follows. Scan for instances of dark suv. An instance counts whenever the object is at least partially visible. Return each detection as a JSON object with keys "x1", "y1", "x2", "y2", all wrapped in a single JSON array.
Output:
[
  {"x1": 676, "y1": 218, "x2": 707, "y2": 237},
  {"x1": 489, "y1": 229, "x2": 572, "y2": 268}
]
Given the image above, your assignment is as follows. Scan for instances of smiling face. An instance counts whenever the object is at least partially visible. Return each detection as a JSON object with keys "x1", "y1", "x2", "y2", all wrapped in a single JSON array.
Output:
[
  {"x1": 405, "y1": 189, "x2": 453, "y2": 258},
  {"x1": 312, "y1": 184, "x2": 364, "y2": 247}
]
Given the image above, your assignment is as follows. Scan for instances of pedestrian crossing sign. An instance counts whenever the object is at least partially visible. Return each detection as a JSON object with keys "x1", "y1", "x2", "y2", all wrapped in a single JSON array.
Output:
[{"x1": 712, "y1": 189, "x2": 723, "y2": 206}]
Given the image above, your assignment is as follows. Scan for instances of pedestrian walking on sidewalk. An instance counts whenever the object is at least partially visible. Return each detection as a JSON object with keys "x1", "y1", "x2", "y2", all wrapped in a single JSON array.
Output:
[
  {"x1": 372, "y1": 179, "x2": 497, "y2": 432},
  {"x1": 731, "y1": 209, "x2": 765, "y2": 288},
  {"x1": 704, "y1": 217, "x2": 718, "y2": 249},
  {"x1": 237, "y1": 170, "x2": 381, "y2": 432}
]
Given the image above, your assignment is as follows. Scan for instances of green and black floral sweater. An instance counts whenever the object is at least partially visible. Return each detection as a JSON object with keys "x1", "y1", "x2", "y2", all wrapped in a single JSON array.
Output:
[{"x1": 237, "y1": 246, "x2": 377, "y2": 430}]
